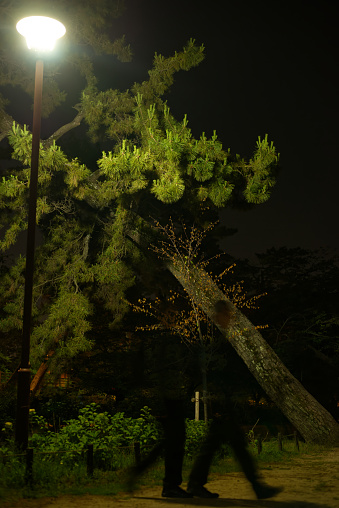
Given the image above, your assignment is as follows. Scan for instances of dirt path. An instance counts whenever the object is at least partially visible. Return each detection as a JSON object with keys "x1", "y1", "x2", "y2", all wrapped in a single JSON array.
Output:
[{"x1": 3, "y1": 448, "x2": 339, "y2": 508}]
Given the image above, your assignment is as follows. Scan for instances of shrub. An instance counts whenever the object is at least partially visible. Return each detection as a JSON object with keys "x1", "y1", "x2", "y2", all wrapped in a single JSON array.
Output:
[
  {"x1": 26, "y1": 404, "x2": 163, "y2": 468},
  {"x1": 0, "y1": 405, "x2": 213, "y2": 477},
  {"x1": 185, "y1": 418, "x2": 208, "y2": 458}
]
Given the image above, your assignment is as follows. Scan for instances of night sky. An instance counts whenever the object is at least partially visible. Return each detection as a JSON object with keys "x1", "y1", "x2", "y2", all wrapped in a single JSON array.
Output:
[
  {"x1": 112, "y1": 0, "x2": 338, "y2": 260},
  {"x1": 3, "y1": 0, "x2": 338, "y2": 260}
]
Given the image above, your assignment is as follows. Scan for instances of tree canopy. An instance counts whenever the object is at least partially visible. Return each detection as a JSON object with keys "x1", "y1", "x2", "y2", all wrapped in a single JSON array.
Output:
[{"x1": 0, "y1": 0, "x2": 279, "y2": 373}]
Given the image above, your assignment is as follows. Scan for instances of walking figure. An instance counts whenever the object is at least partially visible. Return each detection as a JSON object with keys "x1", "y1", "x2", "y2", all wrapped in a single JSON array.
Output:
[{"x1": 127, "y1": 300, "x2": 283, "y2": 499}]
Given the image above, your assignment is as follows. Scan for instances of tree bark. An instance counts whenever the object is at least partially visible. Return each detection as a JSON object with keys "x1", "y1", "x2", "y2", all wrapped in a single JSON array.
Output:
[
  {"x1": 167, "y1": 258, "x2": 339, "y2": 445},
  {"x1": 0, "y1": 109, "x2": 84, "y2": 146},
  {"x1": 29, "y1": 350, "x2": 55, "y2": 397},
  {"x1": 43, "y1": 110, "x2": 84, "y2": 148}
]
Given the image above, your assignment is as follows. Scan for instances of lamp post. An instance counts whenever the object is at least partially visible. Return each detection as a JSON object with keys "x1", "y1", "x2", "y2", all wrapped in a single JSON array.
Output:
[{"x1": 15, "y1": 16, "x2": 66, "y2": 449}]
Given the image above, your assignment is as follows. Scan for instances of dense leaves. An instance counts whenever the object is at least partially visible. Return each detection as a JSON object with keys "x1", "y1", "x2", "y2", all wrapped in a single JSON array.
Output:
[
  {"x1": 1, "y1": 403, "x2": 209, "y2": 461},
  {"x1": 0, "y1": 77, "x2": 278, "y2": 376}
]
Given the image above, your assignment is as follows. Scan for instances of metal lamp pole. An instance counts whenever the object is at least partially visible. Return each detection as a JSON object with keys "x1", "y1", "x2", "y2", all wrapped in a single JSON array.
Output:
[
  {"x1": 15, "y1": 58, "x2": 44, "y2": 449},
  {"x1": 15, "y1": 16, "x2": 66, "y2": 449}
]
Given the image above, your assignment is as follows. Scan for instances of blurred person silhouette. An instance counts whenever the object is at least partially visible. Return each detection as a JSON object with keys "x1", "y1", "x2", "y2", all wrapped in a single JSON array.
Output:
[
  {"x1": 186, "y1": 398, "x2": 283, "y2": 499},
  {"x1": 127, "y1": 299, "x2": 283, "y2": 499}
]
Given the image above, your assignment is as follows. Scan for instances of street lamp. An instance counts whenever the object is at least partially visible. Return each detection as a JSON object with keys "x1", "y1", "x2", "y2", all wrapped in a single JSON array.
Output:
[{"x1": 15, "y1": 16, "x2": 66, "y2": 449}]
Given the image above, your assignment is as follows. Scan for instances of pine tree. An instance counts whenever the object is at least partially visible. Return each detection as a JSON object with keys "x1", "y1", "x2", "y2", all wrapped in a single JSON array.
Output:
[
  {"x1": 1, "y1": 0, "x2": 338, "y2": 445},
  {"x1": 0, "y1": 30, "x2": 278, "y2": 371}
]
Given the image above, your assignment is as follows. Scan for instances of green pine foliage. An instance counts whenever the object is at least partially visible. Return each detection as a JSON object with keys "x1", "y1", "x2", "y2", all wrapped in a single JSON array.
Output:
[{"x1": 0, "y1": 6, "x2": 279, "y2": 378}]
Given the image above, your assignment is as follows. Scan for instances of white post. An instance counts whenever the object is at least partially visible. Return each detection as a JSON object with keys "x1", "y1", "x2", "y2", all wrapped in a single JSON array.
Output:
[{"x1": 194, "y1": 391, "x2": 200, "y2": 421}]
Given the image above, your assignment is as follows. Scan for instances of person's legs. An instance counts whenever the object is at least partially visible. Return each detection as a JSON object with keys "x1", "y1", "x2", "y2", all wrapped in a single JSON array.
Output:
[
  {"x1": 187, "y1": 417, "x2": 222, "y2": 498},
  {"x1": 188, "y1": 417, "x2": 223, "y2": 487},
  {"x1": 125, "y1": 398, "x2": 192, "y2": 498},
  {"x1": 188, "y1": 413, "x2": 256, "y2": 487},
  {"x1": 161, "y1": 399, "x2": 193, "y2": 498},
  {"x1": 188, "y1": 412, "x2": 283, "y2": 500},
  {"x1": 225, "y1": 414, "x2": 259, "y2": 484},
  {"x1": 224, "y1": 416, "x2": 283, "y2": 499}
]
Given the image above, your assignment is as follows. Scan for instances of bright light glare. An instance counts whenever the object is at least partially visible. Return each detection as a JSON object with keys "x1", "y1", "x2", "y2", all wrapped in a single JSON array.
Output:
[{"x1": 16, "y1": 16, "x2": 66, "y2": 52}]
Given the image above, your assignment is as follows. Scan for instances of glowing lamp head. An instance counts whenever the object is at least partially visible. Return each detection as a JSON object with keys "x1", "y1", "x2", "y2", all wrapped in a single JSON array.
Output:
[{"x1": 16, "y1": 16, "x2": 66, "y2": 52}]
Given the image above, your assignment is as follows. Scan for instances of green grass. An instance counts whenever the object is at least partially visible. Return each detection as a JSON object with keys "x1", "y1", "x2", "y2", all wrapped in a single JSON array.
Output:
[
  {"x1": 0, "y1": 452, "x2": 134, "y2": 504},
  {"x1": 0, "y1": 440, "x2": 333, "y2": 505}
]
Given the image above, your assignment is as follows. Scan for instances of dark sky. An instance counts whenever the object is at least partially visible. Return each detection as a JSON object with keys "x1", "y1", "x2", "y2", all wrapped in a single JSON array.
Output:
[{"x1": 111, "y1": 0, "x2": 338, "y2": 260}]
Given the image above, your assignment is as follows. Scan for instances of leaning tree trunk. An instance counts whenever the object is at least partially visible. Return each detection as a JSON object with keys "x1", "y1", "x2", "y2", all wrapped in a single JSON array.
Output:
[{"x1": 168, "y1": 257, "x2": 339, "y2": 446}]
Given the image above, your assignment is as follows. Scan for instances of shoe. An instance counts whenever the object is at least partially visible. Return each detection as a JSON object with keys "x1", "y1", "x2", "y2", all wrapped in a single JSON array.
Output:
[
  {"x1": 187, "y1": 484, "x2": 219, "y2": 498},
  {"x1": 253, "y1": 483, "x2": 284, "y2": 499},
  {"x1": 162, "y1": 485, "x2": 193, "y2": 498}
]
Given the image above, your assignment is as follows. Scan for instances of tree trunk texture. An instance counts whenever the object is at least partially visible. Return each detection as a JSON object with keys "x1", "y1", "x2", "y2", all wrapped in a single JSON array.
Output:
[
  {"x1": 43, "y1": 110, "x2": 84, "y2": 148},
  {"x1": 167, "y1": 258, "x2": 339, "y2": 445},
  {"x1": 29, "y1": 350, "x2": 55, "y2": 397}
]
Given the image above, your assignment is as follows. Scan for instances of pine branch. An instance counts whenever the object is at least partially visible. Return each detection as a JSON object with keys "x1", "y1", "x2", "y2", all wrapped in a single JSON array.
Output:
[
  {"x1": 0, "y1": 107, "x2": 84, "y2": 147},
  {"x1": 43, "y1": 108, "x2": 85, "y2": 148}
]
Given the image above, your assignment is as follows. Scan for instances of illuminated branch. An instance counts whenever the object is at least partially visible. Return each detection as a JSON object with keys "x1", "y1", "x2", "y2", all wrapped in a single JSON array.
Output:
[
  {"x1": 0, "y1": 108, "x2": 84, "y2": 145},
  {"x1": 43, "y1": 108, "x2": 85, "y2": 148}
]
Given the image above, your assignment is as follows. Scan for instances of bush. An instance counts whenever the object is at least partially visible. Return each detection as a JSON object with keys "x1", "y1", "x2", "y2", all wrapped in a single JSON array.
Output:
[
  {"x1": 0, "y1": 404, "x2": 166, "y2": 494},
  {"x1": 1, "y1": 405, "x2": 210, "y2": 469},
  {"x1": 184, "y1": 418, "x2": 208, "y2": 458},
  {"x1": 25, "y1": 404, "x2": 163, "y2": 468}
]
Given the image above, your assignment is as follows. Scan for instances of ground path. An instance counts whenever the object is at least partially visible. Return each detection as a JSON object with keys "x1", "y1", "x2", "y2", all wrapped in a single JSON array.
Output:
[{"x1": 3, "y1": 448, "x2": 339, "y2": 508}]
